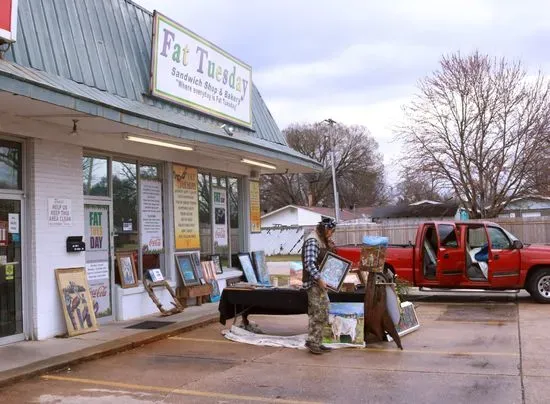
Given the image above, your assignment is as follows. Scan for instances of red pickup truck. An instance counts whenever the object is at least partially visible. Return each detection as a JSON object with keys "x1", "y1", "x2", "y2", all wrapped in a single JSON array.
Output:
[{"x1": 336, "y1": 221, "x2": 550, "y2": 303}]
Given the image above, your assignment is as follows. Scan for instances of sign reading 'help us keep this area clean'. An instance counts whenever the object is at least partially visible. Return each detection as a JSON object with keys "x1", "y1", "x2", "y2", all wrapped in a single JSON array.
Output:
[{"x1": 150, "y1": 12, "x2": 252, "y2": 128}]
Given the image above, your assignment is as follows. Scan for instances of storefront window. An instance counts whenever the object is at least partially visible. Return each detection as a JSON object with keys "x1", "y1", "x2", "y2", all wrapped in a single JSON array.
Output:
[
  {"x1": 198, "y1": 173, "x2": 211, "y2": 255},
  {"x1": 0, "y1": 140, "x2": 22, "y2": 190},
  {"x1": 82, "y1": 156, "x2": 109, "y2": 196},
  {"x1": 139, "y1": 164, "x2": 165, "y2": 277},
  {"x1": 229, "y1": 177, "x2": 241, "y2": 262},
  {"x1": 113, "y1": 160, "x2": 139, "y2": 279}
]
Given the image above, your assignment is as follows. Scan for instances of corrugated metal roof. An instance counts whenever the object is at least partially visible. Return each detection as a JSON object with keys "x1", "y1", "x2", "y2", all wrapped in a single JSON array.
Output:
[{"x1": 3, "y1": 0, "x2": 292, "y2": 150}]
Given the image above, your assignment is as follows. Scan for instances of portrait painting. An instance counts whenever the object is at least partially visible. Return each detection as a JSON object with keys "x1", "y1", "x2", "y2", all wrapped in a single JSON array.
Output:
[
  {"x1": 55, "y1": 267, "x2": 99, "y2": 337},
  {"x1": 116, "y1": 252, "x2": 138, "y2": 288}
]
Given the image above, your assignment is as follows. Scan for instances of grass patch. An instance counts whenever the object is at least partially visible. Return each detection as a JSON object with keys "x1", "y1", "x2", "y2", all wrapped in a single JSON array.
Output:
[{"x1": 266, "y1": 254, "x2": 301, "y2": 262}]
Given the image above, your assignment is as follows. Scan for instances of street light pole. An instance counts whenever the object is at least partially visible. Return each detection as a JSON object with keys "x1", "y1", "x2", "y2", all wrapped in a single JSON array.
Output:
[{"x1": 324, "y1": 118, "x2": 340, "y2": 223}]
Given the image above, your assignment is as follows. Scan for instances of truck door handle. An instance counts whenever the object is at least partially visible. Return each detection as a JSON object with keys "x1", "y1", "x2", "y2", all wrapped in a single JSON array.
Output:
[
  {"x1": 443, "y1": 253, "x2": 449, "y2": 259},
  {"x1": 494, "y1": 254, "x2": 500, "y2": 260}
]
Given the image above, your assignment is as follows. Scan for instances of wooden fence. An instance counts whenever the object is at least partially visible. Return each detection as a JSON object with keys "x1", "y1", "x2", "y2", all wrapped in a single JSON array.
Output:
[{"x1": 307, "y1": 217, "x2": 550, "y2": 246}]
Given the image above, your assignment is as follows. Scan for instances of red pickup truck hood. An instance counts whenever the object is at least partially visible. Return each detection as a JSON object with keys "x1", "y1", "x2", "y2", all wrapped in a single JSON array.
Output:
[{"x1": 523, "y1": 244, "x2": 550, "y2": 256}]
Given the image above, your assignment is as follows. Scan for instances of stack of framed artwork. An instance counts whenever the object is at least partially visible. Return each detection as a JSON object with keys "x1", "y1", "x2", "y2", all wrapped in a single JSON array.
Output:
[
  {"x1": 55, "y1": 267, "x2": 99, "y2": 337},
  {"x1": 174, "y1": 252, "x2": 212, "y2": 307},
  {"x1": 200, "y1": 260, "x2": 221, "y2": 302},
  {"x1": 251, "y1": 251, "x2": 270, "y2": 285},
  {"x1": 233, "y1": 252, "x2": 258, "y2": 284}
]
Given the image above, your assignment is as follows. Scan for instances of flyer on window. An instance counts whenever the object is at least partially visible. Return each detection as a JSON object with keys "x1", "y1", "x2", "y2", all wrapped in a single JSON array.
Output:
[
  {"x1": 173, "y1": 164, "x2": 200, "y2": 249},
  {"x1": 212, "y1": 187, "x2": 228, "y2": 247}
]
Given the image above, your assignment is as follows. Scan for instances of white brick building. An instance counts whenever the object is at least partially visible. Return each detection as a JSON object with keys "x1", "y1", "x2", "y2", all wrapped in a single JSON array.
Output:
[{"x1": 0, "y1": 0, "x2": 319, "y2": 344}]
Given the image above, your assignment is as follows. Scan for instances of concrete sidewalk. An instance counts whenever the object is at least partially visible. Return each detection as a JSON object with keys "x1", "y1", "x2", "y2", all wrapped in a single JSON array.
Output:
[{"x1": 0, "y1": 303, "x2": 219, "y2": 388}]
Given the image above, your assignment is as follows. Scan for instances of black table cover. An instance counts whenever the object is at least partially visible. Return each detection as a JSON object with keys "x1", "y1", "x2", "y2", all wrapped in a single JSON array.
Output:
[{"x1": 218, "y1": 287, "x2": 365, "y2": 325}]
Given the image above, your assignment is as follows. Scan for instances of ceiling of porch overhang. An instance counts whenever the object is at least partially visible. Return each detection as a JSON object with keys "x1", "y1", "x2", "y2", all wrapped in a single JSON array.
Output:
[{"x1": 0, "y1": 90, "x2": 320, "y2": 174}]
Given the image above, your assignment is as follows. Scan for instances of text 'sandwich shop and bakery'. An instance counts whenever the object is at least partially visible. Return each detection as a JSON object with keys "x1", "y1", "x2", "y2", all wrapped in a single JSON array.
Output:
[{"x1": 0, "y1": 0, "x2": 319, "y2": 345}]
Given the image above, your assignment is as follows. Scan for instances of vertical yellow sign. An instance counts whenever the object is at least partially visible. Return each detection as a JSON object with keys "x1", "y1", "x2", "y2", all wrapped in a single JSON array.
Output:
[
  {"x1": 249, "y1": 180, "x2": 261, "y2": 233},
  {"x1": 173, "y1": 165, "x2": 200, "y2": 249}
]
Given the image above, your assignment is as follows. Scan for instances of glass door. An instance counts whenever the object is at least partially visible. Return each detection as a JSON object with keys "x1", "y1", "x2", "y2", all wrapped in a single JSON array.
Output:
[
  {"x1": 84, "y1": 203, "x2": 113, "y2": 322},
  {"x1": 0, "y1": 199, "x2": 22, "y2": 340}
]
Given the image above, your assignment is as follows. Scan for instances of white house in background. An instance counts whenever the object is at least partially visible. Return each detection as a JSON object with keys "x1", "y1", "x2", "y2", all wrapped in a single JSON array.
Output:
[
  {"x1": 261, "y1": 205, "x2": 373, "y2": 227},
  {"x1": 498, "y1": 196, "x2": 550, "y2": 218}
]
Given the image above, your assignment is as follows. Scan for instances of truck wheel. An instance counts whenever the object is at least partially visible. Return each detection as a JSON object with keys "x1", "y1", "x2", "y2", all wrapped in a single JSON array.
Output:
[
  {"x1": 528, "y1": 269, "x2": 550, "y2": 303},
  {"x1": 375, "y1": 267, "x2": 395, "y2": 284}
]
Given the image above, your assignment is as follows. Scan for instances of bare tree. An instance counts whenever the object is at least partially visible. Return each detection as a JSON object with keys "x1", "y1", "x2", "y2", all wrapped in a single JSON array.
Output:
[
  {"x1": 394, "y1": 169, "x2": 447, "y2": 204},
  {"x1": 261, "y1": 122, "x2": 387, "y2": 212},
  {"x1": 396, "y1": 51, "x2": 550, "y2": 218}
]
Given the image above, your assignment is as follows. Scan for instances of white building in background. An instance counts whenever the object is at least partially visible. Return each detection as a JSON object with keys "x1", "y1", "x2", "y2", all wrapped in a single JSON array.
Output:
[{"x1": 261, "y1": 205, "x2": 373, "y2": 227}]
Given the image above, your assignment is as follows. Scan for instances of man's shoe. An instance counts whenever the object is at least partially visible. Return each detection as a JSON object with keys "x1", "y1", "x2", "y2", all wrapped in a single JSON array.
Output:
[
  {"x1": 305, "y1": 341, "x2": 323, "y2": 355},
  {"x1": 320, "y1": 345, "x2": 333, "y2": 352}
]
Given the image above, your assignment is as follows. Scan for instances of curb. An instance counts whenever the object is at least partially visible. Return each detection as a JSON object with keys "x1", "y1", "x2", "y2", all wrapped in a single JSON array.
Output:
[{"x1": 0, "y1": 313, "x2": 218, "y2": 389}]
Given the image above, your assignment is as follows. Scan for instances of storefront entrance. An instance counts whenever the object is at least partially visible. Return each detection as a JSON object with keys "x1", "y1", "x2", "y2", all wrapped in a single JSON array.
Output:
[
  {"x1": 84, "y1": 203, "x2": 114, "y2": 323},
  {"x1": 0, "y1": 198, "x2": 23, "y2": 343}
]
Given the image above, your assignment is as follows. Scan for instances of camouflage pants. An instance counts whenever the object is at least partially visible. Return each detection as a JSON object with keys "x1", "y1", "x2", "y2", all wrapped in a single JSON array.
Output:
[{"x1": 306, "y1": 285, "x2": 330, "y2": 347}]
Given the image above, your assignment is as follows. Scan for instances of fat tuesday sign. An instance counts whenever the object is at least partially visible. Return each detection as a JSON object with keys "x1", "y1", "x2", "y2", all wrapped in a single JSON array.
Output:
[
  {"x1": 150, "y1": 12, "x2": 252, "y2": 128},
  {"x1": 0, "y1": 0, "x2": 18, "y2": 43}
]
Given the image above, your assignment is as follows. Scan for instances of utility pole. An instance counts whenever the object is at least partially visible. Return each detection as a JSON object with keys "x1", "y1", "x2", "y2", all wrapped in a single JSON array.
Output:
[{"x1": 323, "y1": 118, "x2": 340, "y2": 222}]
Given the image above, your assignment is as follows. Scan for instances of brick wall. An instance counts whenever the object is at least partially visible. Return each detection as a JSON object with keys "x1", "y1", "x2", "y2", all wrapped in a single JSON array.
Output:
[{"x1": 29, "y1": 138, "x2": 84, "y2": 340}]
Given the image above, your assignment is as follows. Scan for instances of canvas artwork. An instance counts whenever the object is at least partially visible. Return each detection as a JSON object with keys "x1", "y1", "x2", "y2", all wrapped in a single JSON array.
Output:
[
  {"x1": 319, "y1": 252, "x2": 352, "y2": 292},
  {"x1": 210, "y1": 254, "x2": 223, "y2": 274},
  {"x1": 322, "y1": 303, "x2": 364, "y2": 347},
  {"x1": 387, "y1": 302, "x2": 420, "y2": 341},
  {"x1": 251, "y1": 251, "x2": 270, "y2": 285},
  {"x1": 116, "y1": 253, "x2": 138, "y2": 288},
  {"x1": 55, "y1": 267, "x2": 99, "y2": 337},
  {"x1": 148, "y1": 268, "x2": 164, "y2": 282},
  {"x1": 360, "y1": 246, "x2": 387, "y2": 273},
  {"x1": 175, "y1": 253, "x2": 201, "y2": 286},
  {"x1": 238, "y1": 253, "x2": 258, "y2": 284}
]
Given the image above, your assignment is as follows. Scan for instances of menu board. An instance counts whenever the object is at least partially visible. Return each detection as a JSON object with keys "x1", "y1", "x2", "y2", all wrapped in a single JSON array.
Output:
[
  {"x1": 140, "y1": 179, "x2": 164, "y2": 252},
  {"x1": 249, "y1": 180, "x2": 261, "y2": 233}
]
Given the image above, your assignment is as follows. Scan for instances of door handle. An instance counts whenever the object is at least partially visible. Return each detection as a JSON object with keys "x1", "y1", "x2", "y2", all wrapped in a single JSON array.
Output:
[
  {"x1": 443, "y1": 253, "x2": 449, "y2": 259},
  {"x1": 494, "y1": 254, "x2": 500, "y2": 260}
]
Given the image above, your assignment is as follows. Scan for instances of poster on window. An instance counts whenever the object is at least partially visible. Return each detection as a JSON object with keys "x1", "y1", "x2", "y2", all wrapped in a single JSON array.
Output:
[
  {"x1": 85, "y1": 206, "x2": 109, "y2": 251},
  {"x1": 85, "y1": 261, "x2": 111, "y2": 318},
  {"x1": 250, "y1": 180, "x2": 261, "y2": 233},
  {"x1": 212, "y1": 187, "x2": 228, "y2": 247},
  {"x1": 173, "y1": 165, "x2": 200, "y2": 249},
  {"x1": 140, "y1": 179, "x2": 164, "y2": 253}
]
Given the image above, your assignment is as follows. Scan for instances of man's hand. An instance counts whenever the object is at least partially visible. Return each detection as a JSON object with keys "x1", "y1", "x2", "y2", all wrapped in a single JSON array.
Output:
[{"x1": 317, "y1": 279, "x2": 328, "y2": 290}]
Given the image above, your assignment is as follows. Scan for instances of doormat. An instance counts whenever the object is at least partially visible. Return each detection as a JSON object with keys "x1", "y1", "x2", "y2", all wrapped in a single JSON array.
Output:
[
  {"x1": 125, "y1": 320, "x2": 176, "y2": 330},
  {"x1": 437, "y1": 304, "x2": 517, "y2": 322}
]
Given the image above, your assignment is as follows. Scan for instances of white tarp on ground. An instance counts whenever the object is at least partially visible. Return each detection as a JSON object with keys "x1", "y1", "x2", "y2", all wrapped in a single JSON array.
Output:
[{"x1": 221, "y1": 325, "x2": 364, "y2": 349}]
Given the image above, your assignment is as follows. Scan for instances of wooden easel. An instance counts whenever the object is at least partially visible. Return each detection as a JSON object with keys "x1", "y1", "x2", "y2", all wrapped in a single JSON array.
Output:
[{"x1": 360, "y1": 247, "x2": 403, "y2": 350}]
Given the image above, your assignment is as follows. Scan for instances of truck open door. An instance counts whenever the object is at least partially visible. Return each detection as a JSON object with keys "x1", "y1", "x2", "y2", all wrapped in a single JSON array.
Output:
[
  {"x1": 435, "y1": 223, "x2": 464, "y2": 286},
  {"x1": 485, "y1": 225, "x2": 521, "y2": 288}
]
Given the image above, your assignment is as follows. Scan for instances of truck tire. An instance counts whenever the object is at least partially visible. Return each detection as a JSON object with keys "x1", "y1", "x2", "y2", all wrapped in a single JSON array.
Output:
[
  {"x1": 527, "y1": 268, "x2": 550, "y2": 304},
  {"x1": 375, "y1": 266, "x2": 395, "y2": 284}
]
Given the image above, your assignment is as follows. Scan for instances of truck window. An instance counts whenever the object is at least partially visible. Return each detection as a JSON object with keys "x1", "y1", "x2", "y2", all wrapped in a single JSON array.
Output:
[
  {"x1": 438, "y1": 224, "x2": 458, "y2": 247},
  {"x1": 487, "y1": 227, "x2": 512, "y2": 250}
]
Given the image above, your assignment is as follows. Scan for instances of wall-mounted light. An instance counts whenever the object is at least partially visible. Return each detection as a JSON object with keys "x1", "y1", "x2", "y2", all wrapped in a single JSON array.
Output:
[
  {"x1": 220, "y1": 124, "x2": 235, "y2": 136},
  {"x1": 241, "y1": 158, "x2": 277, "y2": 170},
  {"x1": 68, "y1": 119, "x2": 79, "y2": 136},
  {"x1": 125, "y1": 135, "x2": 193, "y2": 151}
]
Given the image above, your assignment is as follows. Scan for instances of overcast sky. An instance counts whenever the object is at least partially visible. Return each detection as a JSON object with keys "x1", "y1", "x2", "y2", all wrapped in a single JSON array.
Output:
[{"x1": 134, "y1": 0, "x2": 550, "y2": 183}]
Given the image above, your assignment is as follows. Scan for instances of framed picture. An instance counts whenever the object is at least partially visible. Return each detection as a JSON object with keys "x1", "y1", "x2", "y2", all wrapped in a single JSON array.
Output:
[
  {"x1": 116, "y1": 252, "x2": 138, "y2": 288},
  {"x1": 238, "y1": 253, "x2": 258, "y2": 284},
  {"x1": 319, "y1": 252, "x2": 353, "y2": 292},
  {"x1": 251, "y1": 251, "x2": 270, "y2": 285},
  {"x1": 55, "y1": 267, "x2": 99, "y2": 337},
  {"x1": 210, "y1": 254, "x2": 223, "y2": 274},
  {"x1": 200, "y1": 261, "x2": 216, "y2": 281},
  {"x1": 175, "y1": 253, "x2": 201, "y2": 286},
  {"x1": 147, "y1": 268, "x2": 164, "y2": 283},
  {"x1": 387, "y1": 302, "x2": 420, "y2": 341}
]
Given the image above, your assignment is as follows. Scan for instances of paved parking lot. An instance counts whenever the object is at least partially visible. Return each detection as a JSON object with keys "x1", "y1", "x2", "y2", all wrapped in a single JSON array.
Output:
[{"x1": 0, "y1": 293, "x2": 548, "y2": 403}]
